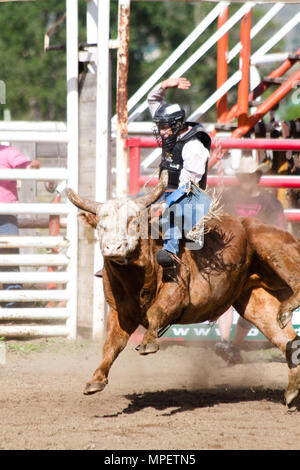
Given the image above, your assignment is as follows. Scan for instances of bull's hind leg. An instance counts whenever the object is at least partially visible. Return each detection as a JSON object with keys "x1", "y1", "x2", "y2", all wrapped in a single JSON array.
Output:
[
  {"x1": 84, "y1": 307, "x2": 138, "y2": 395},
  {"x1": 259, "y1": 253, "x2": 300, "y2": 329},
  {"x1": 234, "y1": 287, "x2": 300, "y2": 409},
  {"x1": 268, "y1": 256, "x2": 300, "y2": 329},
  {"x1": 243, "y1": 219, "x2": 300, "y2": 329},
  {"x1": 278, "y1": 292, "x2": 300, "y2": 330}
]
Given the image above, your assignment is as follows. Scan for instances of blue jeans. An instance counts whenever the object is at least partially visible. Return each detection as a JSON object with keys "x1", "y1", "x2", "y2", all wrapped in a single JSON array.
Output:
[
  {"x1": 160, "y1": 183, "x2": 212, "y2": 255},
  {"x1": 0, "y1": 215, "x2": 22, "y2": 308}
]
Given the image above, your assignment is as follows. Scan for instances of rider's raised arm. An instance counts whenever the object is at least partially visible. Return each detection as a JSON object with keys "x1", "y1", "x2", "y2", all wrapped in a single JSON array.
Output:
[
  {"x1": 147, "y1": 83, "x2": 167, "y2": 118},
  {"x1": 147, "y1": 77, "x2": 191, "y2": 118}
]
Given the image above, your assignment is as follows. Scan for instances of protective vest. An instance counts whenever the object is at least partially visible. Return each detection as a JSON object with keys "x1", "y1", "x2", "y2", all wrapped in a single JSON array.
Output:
[{"x1": 159, "y1": 122, "x2": 211, "y2": 190}]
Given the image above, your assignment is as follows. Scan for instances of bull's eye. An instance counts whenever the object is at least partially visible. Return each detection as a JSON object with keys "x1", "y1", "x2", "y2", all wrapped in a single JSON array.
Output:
[
  {"x1": 97, "y1": 222, "x2": 107, "y2": 231},
  {"x1": 97, "y1": 215, "x2": 109, "y2": 229},
  {"x1": 128, "y1": 219, "x2": 140, "y2": 237}
]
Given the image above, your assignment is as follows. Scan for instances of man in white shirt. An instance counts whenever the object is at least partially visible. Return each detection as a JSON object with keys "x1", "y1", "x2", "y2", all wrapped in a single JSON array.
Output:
[
  {"x1": 148, "y1": 77, "x2": 210, "y2": 188},
  {"x1": 147, "y1": 77, "x2": 211, "y2": 278}
]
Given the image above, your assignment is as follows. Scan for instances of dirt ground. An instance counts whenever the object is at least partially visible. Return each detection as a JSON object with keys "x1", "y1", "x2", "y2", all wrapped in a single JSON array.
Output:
[{"x1": 0, "y1": 337, "x2": 300, "y2": 450}]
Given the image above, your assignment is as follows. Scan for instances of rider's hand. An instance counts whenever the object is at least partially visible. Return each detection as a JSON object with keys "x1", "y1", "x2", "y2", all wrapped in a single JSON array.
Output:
[{"x1": 161, "y1": 77, "x2": 191, "y2": 90}]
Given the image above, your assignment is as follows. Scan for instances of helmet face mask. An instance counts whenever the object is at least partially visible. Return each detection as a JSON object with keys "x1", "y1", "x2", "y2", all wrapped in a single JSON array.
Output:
[{"x1": 153, "y1": 103, "x2": 186, "y2": 148}]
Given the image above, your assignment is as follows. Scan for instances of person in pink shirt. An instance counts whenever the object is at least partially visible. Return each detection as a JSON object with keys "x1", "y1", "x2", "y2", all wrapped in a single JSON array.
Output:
[
  {"x1": 0, "y1": 145, "x2": 40, "y2": 202},
  {"x1": 0, "y1": 145, "x2": 40, "y2": 308}
]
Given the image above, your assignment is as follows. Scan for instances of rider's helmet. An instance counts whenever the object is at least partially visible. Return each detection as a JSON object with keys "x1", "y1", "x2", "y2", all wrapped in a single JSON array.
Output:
[{"x1": 153, "y1": 103, "x2": 187, "y2": 149}]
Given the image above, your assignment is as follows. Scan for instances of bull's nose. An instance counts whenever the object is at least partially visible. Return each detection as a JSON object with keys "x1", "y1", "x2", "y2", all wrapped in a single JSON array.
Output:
[{"x1": 103, "y1": 241, "x2": 128, "y2": 257}]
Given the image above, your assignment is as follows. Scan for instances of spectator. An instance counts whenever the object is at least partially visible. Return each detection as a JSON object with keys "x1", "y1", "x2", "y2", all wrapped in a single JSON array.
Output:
[
  {"x1": 214, "y1": 156, "x2": 287, "y2": 364},
  {"x1": 0, "y1": 145, "x2": 40, "y2": 308}
]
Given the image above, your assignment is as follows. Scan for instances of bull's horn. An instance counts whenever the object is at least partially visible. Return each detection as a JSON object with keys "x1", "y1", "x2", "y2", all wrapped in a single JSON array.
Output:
[
  {"x1": 65, "y1": 188, "x2": 102, "y2": 215},
  {"x1": 135, "y1": 170, "x2": 168, "y2": 208}
]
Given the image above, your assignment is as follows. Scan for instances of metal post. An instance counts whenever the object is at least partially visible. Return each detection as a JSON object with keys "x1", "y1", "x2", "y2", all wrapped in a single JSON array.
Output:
[
  {"x1": 137, "y1": 174, "x2": 300, "y2": 191},
  {"x1": 86, "y1": 0, "x2": 97, "y2": 44},
  {"x1": 129, "y1": 1, "x2": 255, "y2": 122},
  {"x1": 93, "y1": 0, "x2": 110, "y2": 341},
  {"x1": 116, "y1": 0, "x2": 131, "y2": 198},
  {"x1": 232, "y1": 70, "x2": 300, "y2": 139},
  {"x1": 123, "y1": 1, "x2": 229, "y2": 119},
  {"x1": 66, "y1": 0, "x2": 79, "y2": 340},
  {"x1": 129, "y1": 146, "x2": 141, "y2": 195},
  {"x1": 126, "y1": 137, "x2": 300, "y2": 187},
  {"x1": 217, "y1": 4, "x2": 229, "y2": 123},
  {"x1": 227, "y1": 3, "x2": 284, "y2": 64},
  {"x1": 224, "y1": 46, "x2": 300, "y2": 124},
  {"x1": 127, "y1": 136, "x2": 300, "y2": 152},
  {"x1": 237, "y1": 10, "x2": 251, "y2": 128},
  {"x1": 189, "y1": 11, "x2": 300, "y2": 125},
  {"x1": 249, "y1": 45, "x2": 300, "y2": 102},
  {"x1": 96, "y1": 0, "x2": 110, "y2": 204},
  {"x1": 47, "y1": 194, "x2": 61, "y2": 303}
]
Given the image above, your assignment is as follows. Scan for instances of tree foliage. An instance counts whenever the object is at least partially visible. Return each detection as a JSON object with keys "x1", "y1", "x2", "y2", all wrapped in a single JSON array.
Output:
[
  {"x1": 0, "y1": 1, "x2": 288, "y2": 122},
  {"x1": 0, "y1": 0, "x2": 86, "y2": 121}
]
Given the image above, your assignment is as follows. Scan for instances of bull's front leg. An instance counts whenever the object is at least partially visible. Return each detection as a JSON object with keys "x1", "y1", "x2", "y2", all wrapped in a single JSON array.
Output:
[
  {"x1": 84, "y1": 307, "x2": 138, "y2": 395},
  {"x1": 139, "y1": 278, "x2": 189, "y2": 356}
]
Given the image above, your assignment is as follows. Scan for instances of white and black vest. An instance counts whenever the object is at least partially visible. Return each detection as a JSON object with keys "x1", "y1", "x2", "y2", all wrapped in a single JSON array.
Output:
[{"x1": 159, "y1": 122, "x2": 211, "y2": 190}]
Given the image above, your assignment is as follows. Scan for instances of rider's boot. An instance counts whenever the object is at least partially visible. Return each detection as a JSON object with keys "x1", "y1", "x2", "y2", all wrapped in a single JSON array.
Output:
[
  {"x1": 156, "y1": 249, "x2": 177, "y2": 282},
  {"x1": 214, "y1": 340, "x2": 243, "y2": 365}
]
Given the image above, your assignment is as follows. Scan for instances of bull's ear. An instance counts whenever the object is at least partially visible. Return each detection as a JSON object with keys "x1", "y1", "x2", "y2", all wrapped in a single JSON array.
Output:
[
  {"x1": 135, "y1": 170, "x2": 168, "y2": 208},
  {"x1": 65, "y1": 188, "x2": 102, "y2": 215}
]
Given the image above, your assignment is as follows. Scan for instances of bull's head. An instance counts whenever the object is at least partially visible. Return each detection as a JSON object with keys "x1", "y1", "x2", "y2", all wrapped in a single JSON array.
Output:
[{"x1": 65, "y1": 171, "x2": 168, "y2": 261}]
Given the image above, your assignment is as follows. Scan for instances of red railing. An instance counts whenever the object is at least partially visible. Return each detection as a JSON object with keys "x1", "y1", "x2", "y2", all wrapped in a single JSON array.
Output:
[
  {"x1": 127, "y1": 137, "x2": 300, "y2": 222},
  {"x1": 127, "y1": 137, "x2": 300, "y2": 151}
]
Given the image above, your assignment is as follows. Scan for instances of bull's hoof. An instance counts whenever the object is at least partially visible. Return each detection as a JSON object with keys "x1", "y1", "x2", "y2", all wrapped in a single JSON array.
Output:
[
  {"x1": 277, "y1": 310, "x2": 292, "y2": 329},
  {"x1": 287, "y1": 404, "x2": 298, "y2": 413},
  {"x1": 138, "y1": 343, "x2": 159, "y2": 355},
  {"x1": 285, "y1": 388, "x2": 300, "y2": 408},
  {"x1": 84, "y1": 381, "x2": 107, "y2": 395}
]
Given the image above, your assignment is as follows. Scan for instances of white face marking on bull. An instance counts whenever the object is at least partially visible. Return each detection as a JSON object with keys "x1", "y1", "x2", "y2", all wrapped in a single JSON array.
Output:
[{"x1": 96, "y1": 198, "x2": 145, "y2": 260}]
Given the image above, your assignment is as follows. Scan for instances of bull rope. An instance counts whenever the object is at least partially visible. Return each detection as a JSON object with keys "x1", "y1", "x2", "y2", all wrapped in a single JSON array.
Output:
[{"x1": 142, "y1": 168, "x2": 160, "y2": 193}]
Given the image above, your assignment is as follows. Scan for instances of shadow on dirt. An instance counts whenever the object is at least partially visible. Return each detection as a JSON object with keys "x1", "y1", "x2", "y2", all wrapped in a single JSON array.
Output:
[
  {"x1": 241, "y1": 357, "x2": 286, "y2": 364},
  {"x1": 101, "y1": 386, "x2": 287, "y2": 418}
]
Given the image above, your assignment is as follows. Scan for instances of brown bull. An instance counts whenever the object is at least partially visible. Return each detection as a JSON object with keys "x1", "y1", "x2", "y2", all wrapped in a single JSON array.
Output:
[{"x1": 66, "y1": 175, "x2": 300, "y2": 408}]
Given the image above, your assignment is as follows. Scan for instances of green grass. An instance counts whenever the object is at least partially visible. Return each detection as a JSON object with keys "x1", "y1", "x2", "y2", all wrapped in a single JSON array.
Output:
[
  {"x1": 7, "y1": 341, "x2": 49, "y2": 354},
  {"x1": 4, "y1": 337, "x2": 92, "y2": 356}
]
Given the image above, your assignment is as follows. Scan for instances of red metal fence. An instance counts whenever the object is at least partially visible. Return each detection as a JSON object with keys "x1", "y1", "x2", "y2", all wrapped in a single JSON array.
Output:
[{"x1": 127, "y1": 137, "x2": 300, "y2": 222}]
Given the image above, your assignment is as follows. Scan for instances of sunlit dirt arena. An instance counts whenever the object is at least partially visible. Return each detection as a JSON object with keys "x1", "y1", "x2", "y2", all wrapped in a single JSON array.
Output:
[{"x1": 1, "y1": 337, "x2": 300, "y2": 450}]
